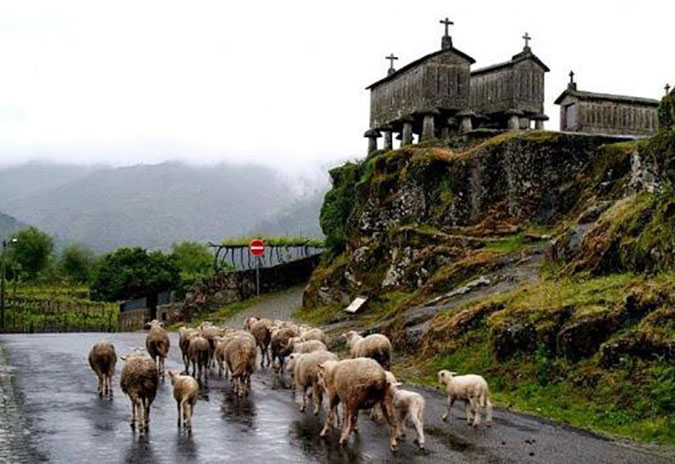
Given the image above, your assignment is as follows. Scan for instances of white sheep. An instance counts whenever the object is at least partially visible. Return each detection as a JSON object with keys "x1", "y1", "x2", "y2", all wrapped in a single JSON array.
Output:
[
  {"x1": 286, "y1": 350, "x2": 338, "y2": 414},
  {"x1": 168, "y1": 371, "x2": 199, "y2": 430},
  {"x1": 343, "y1": 330, "x2": 392, "y2": 369},
  {"x1": 438, "y1": 370, "x2": 493, "y2": 427},
  {"x1": 385, "y1": 371, "x2": 425, "y2": 449}
]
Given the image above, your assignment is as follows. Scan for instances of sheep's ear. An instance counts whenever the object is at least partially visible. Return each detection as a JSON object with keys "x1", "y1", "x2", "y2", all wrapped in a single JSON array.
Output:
[
  {"x1": 317, "y1": 363, "x2": 325, "y2": 370},
  {"x1": 120, "y1": 356, "x2": 127, "y2": 362},
  {"x1": 450, "y1": 371, "x2": 458, "y2": 376},
  {"x1": 395, "y1": 382, "x2": 403, "y2": 388}
]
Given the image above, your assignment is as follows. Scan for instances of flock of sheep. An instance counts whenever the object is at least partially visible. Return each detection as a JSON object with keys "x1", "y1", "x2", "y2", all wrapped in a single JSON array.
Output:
[{"x1": 87, "y1": 317, "x2": 493, "y2": 452}]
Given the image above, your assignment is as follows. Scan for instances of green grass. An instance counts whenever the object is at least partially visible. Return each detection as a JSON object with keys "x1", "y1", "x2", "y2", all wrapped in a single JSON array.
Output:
[
  {"x1": 485, "y1": 233, "x2": 525, "y2": 254},
  {"x1": 220, "y1": 235, "x2": 325, "y2": 248},
  {"x1": 294, "y1": 304, "x2": 342, "y2": 327}
]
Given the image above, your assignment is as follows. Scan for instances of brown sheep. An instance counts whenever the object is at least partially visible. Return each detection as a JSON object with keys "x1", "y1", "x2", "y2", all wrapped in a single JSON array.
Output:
[
  {"x1": 270, "y1": 326, "x2": 298, "y2": 373},
  {"x1": 248, "y1": 319, "x2": 272, "y2": 368},
  {"x1": 178, "y1": 327, "x2": 199, "y2": 373},
  {"x1": 224, "y1": 335, "x2": 257, "y2": 397},
  {"x1": 88, "y1": 341, "x2": 117, "y2": 397},
  {"x1": 286, "y1": 350, "x2": 338, "y2": 414},
  {"x1": 343, "y1": 330, "x2": 392, "y2": 370},
  {"x1": 145, "y1": 320, "x2": 170, "y2": 378},
  {"x1": 120, "y1": 350, "x2": 159, "y2": 432},
  {"x1": 214, "y1": 331, "x2": 254, "y2": 378},
  {"x1": 317, "y1": 358, "x2": 398, "y2": 451},
  {"x1": 188, "y1": 335, "x2": 210, "y2": 384},
  {"x1": 168, "y1": 371, "x2": 199, "y2": 430}
]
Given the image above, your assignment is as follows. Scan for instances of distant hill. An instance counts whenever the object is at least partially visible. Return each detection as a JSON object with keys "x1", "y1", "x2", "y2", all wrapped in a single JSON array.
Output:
[
  {"x1": 0, "y1": 161, "x2": 323, "y2": 252},
  {"x1": 249, "y1": 191, "x2": 326, "y2": 238},
  {"x1": 0, "y1": 211, "x2": 27, "y2": 240}
]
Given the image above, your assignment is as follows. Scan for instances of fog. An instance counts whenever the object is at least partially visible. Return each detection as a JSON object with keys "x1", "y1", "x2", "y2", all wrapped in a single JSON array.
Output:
[{"x1": 0, "y1": 0, "x2": 671, "y2": 176}]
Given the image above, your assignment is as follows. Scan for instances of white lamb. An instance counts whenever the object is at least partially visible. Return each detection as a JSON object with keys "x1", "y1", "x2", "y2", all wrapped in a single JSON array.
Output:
[
  {"x1": 438, "y1": 370, "x2": 493, "y2": 427},
  {"x1": 385, "y1": 371, "x2": 425, "y2": 449}
]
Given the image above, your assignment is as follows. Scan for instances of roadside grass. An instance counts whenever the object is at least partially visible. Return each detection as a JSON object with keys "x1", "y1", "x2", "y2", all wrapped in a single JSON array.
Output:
[{"x1": 171, "y1": 292, "x2": 281, "y2": 329}]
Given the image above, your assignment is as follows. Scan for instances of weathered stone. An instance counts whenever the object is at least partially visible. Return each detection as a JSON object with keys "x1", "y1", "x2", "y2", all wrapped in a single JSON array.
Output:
[
  {"x1": 556, "y1": 311, "x2": 622, "y2": 361},
  {"x1": 490, "y1": 321, "x2": 537, "y2": 361}
]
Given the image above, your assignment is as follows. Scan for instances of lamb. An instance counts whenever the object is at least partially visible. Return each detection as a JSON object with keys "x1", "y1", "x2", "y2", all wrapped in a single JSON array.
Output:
[
  {"x1": 224, "y1": 335, "x2": 257, "y2": 397},
  {"x1": 88, "y1": 341, "x2": 117, "y2": 397},
  {"x1": 385, "y1": 371, "x2": 425, "y2": 449},
  {"x1": 317, "y1": 358, "x2": 398, "y2": 451},
  {"x1": 438, "y1": 370, "x2": 493, "y2": 427},
  {"x1": 145, "y1": 319, "x2": 170, "y2": 378},
  {"x1": 343, "y1": 330, "x2": 392, "y2": 370},
  {"x1": 168, "y1": 371, "x2": 199, "y2": 430},
  {"x1": 247, "y1": 318, "x2": 273, "y2": 368},
  {"x1": 286, "y1": 350, "x2": 338, "y2": 414},
  {"x1": 299, "y1": 327, "x2": 327, "y2": 344},
  {"x1": 270, "y1": 326, "x2": 299, "y2": 373},
  {"x1": 178, "y1": 327, "x2": 199, "y2": 373},
  {"x1": 120, "y1": 349, "x2": 159, "y2": 432},
  {"x1": 288, "y1": 337, "x2": 327, "y2": 354},
  {"x1": 188, "y1": 335, "x2": 210, "y2": 384}
]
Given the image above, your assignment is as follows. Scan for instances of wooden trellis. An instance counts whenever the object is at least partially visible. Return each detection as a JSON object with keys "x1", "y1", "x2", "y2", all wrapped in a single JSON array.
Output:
[{"x1": 208, "y1": 238, "x2": 324, "y2": 272}]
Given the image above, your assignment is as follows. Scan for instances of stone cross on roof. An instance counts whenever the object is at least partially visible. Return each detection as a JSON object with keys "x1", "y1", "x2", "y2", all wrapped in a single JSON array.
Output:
[
  {"x1": 440, "y1": 17, "x2": 454, "y2": 37},
  {"x1": 666, "y1": 83, "x2": 671, "y2": 95},
  {"x1": 522, "y1": 32, "x2": 531, "y2": 49},
  {"x1": 386, "y1": 53, "x2": 398, "y2": 75},
  {"x1": 569, "y1": 70, "x2": 575, "y2": 84}
]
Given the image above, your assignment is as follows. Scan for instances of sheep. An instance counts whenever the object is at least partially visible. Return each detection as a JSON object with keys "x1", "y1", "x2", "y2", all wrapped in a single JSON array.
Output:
[
  {"x1": 214, "y1": 331, "x2": 255, "y2": 378},
  {"x1": 178, "y1": 327, "x2": 199, "y2": 373},
  {"x1": 199, "y1": 322, "x2": 225, "y2": 369},
  {"x1": 343, "y1": 330, "x2": 392, "y2": 370},
  {"x1": 247, "y1": 318, "x2": 273, "y2": 368},
  {"x1": 317, "y1": 358, "x2": 398, "y2": 451},
  {"x1": 224, "y1": 335, "x2": 257, "y2": 397},
  {"x1": 288, "y1": 337, "x2": 327, "y2": 354},
  {"x1": 168, "y1": 371, "x2": 199, "y2": 430},
  {"x1": 438, "y1": 370, "x2": 493, "y2": 427},
  {"x1": 300, "y1": 327, "x2": 327, "y2": 344},
  {"x1": 120, "y1": 349, "x2": 159, "y2": 432},
  {"x1": 188, "y1": 335, "x2": 210, "y2": 384},
  {"x1": 145, "y1": 319, "x2": 170, "y2": 378},
  {"x1": 88, "y1": 341, "x2": 117, "y2": 397},
  {"x1": 270, "y1": 326, "x2": 299, "y2": 373},
  {"x1": 286, "y1": 350, "x2": 338, "y2": 414},
  {"x1": 385, "y1": 371, "x2": 425, "y2": 449}
]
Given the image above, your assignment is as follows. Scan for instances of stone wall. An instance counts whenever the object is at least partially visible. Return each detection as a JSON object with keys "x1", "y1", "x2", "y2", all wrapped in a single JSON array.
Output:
[
  {"x1": 181, "y1": 254, "x2": 321, "y2": 320},
  {"x1": 118, "y1": 303, "x2": 183, "y2": 332}
]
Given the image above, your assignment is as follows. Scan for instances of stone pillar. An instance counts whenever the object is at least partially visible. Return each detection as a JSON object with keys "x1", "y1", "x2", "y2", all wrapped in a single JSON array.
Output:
[
  {"x1": 505, "y1": 109, "x2": 523, "y2": 131},
  {"x1": 402, "y1": 120, "x2": 414, "y2": 146},
  {"x1": 456, "y1": 111, "x2": 476, "y2": 133},
  {"x1": 532, "y1": 114, "x2": 549, "y2": 130},
  {"x1": 383, "y1": 129, "x2": 393, "y2": 150},
  {"x1": 422, "y1": 113, "x2": 436, "y2": 141},
  {"x1": 364, "y1": 129, "x2": 381, "y2": 154}
]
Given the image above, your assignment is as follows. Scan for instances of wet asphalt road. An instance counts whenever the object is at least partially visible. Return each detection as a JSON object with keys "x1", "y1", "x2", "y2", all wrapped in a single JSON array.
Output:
[{"x1": 0, "y1": 333, "x2": 673, "y2": 464}]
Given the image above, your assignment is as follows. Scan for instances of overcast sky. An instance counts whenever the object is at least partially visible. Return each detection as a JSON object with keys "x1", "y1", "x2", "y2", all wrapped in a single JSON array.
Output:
[{"x1": 0, "y1": 0, "x2": 672, "y2": 175}]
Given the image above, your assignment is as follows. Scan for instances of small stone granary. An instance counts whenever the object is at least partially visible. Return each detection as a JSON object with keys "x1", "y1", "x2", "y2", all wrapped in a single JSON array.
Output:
[
  {"x1": 365, "y1": 18, "x2": 549, "y2": 152},
  {"x1": 554, "y1": 72, "x2": 661, "y2": 137}
]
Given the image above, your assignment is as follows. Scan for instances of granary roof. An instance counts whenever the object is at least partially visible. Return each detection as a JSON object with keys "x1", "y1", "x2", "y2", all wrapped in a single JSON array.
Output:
[
  {"x1": 471, "y1": 48, "x2": 550, "y2": 77},
  {"x1": 366, "y1": 46, "x2": 476, "y2": 90},
  {"x1": 554, "y1": 88, "x2": 660, "y2": 106}
]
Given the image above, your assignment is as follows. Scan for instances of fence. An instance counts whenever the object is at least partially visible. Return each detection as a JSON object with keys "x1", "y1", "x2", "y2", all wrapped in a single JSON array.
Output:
[{"x1": 1, "y1": 296, "x2": 118, "y2": 333}]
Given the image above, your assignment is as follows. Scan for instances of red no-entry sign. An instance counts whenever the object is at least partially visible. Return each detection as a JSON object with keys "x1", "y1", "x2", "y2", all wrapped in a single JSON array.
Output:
[{"x1": 249, "y1": 239, "x2": 265, "y2": 256}]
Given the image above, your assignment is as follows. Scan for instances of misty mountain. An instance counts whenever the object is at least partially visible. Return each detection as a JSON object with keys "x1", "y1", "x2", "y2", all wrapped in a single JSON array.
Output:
[
  {"x1": 0, "y1": 211, "x2": 27, "y2": 240},
  {"x1": 0, "y1": 162, "x2": 323, "y2": 252},
  {"x1": 249, "y1": 192, "x2": 326, "y2": 238},
  {"x1": 0, "y1": 162, "x2": 99, "y2": 204}
]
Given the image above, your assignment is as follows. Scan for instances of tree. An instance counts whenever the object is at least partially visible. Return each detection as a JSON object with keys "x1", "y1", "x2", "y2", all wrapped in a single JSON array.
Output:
[
  {"x1": 59, "y1": 244, "x2": 96, "y2": 283},
  {"x1": 91, "y1": 247, "x2": 181, "y2": 319},
  {"x1": 170, "y1": 241, "x2": 213, "y2": 280},
  {"x1": 10, "y1": 227, "x2": 54, "y2": 280}
]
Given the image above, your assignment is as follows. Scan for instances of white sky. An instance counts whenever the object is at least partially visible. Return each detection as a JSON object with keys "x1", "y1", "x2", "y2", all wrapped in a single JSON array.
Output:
[{"x1": 0, "y1": 0, "x2": 672, "y2": 175}]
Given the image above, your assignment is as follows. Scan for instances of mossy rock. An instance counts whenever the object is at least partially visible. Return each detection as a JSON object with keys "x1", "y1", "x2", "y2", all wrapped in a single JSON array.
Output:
[{"x1": 556, "y1": 309, "x2": 624, "y2": 361}]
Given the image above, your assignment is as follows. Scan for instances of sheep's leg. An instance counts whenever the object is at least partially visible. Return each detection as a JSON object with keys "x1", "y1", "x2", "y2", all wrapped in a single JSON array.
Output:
[
  {"x1": 177, "y1": 401, "x2": 182, "y2": 428},
  {"x1": 130, "y1": 398, "x2": 137, "y2": 430},
  {"x1": 394, "y1": 409, "x2": 404, "y2": 438},
  {"x1": 442, "y1": 396, "x2": 455, "y2": 422},
  {"x1": 413, "y1": 407, "x2": 425, "y2": 449},
  {"x1": 143, "y1": 398, "x2": 150, "y2": 430},
  {"x1": 464, "y1": 401, "x2": 474, "y2": 426},
  {"x1": 96, "y1": 374, "x2": 102, "y2": 396},
  {"x1": 381, "y1": 398, "x2": 399, "y2": 452},
  {"x1": 469, "y1": 397, "x2": 481, "y2": 427},
  {"x1": 339, "y1": 406, "x2": 354, "y2": 445},
  {"x1": 320, "y1": 395, "x2": 338, "y2": 437},
  {"x1": 186, "y1": 402, "x2": 193, "y2": 430},
  {"x1": 312, "y1": 383, "x2": 323, "y2": 415},
  {"x1": 486, "y1": 398, "x2": 493, "y2": 426},
  {"x1": 299, "y1": 385, "x2": 308, "y2": 412}
]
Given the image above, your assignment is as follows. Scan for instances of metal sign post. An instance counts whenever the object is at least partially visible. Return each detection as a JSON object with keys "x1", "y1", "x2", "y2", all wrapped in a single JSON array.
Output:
[{"x1": 249, "y1": 239, "x2": 265, "y2": 296}]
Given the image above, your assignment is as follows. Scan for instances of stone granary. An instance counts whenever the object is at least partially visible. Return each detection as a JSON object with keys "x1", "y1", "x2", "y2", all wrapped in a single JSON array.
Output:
[
  {"x1": 364, "y1": 19, "x2": 549, "y2": 153},
  {"x1": 554, "y1": 72, "x2": 660, "y2": 137}
]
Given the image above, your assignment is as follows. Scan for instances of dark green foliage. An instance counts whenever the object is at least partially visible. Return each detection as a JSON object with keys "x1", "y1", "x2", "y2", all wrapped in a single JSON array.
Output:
[
  {"x1": 59, "y1": 244, "x2": 96, "y2": 283},
  {"x1": 170, "y1": 241, "x2": 213, "y2": 280},
  {"x1": 90, "y1": 247, "x2": 180, "y2": 302},
  {"x1": 10, "y1": 226, "x2": 54, "y2": 279},
  {"x1": 658, "y1": 92, "x2": 675, "y2": 130},
  {"x1": 319, "y1": 163, "x2": 362, "y2": 255}
]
